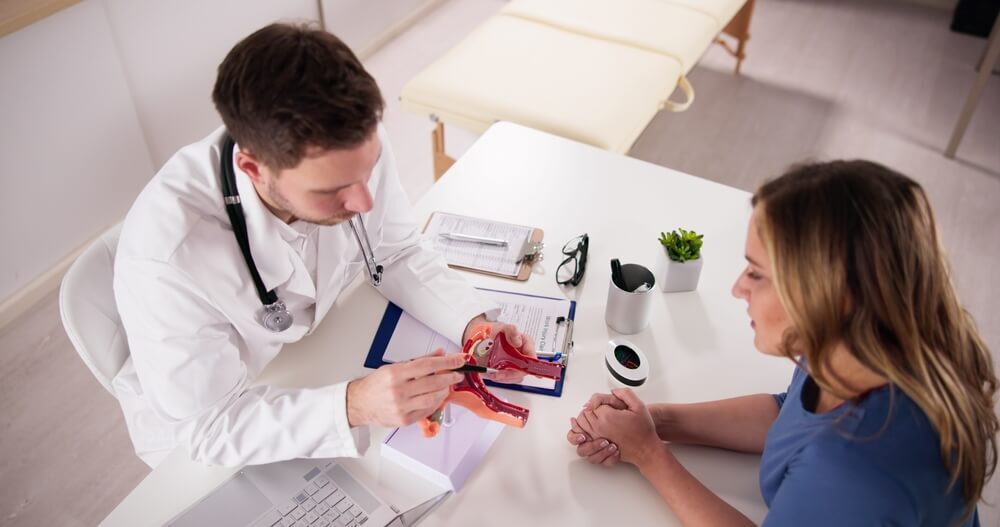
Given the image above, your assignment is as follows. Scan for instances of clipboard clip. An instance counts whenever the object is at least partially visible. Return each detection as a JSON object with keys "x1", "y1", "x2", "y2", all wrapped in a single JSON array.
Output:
[
  {"x1": 551, "y1": 315, "x2": 574, "y2": 365},
  {"x1": 517, "y1": 240, "x2": 545, "y2": 264}
]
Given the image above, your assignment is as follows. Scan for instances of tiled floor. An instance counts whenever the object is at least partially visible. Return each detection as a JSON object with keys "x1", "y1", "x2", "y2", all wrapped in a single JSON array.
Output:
[{"x1": 2, "y1": 0, "x2": 998, "y2": 525}]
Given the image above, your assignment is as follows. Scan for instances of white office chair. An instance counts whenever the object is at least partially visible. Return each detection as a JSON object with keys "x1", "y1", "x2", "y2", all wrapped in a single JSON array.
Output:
[{"x1": 59, "y1": 224, "x2": 129, "y2": 395}]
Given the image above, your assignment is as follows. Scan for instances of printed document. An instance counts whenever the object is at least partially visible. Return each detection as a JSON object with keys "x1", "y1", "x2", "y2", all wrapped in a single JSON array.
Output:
[{"x1": 424, "y1": 213, "x2": 531, "y2": 276}]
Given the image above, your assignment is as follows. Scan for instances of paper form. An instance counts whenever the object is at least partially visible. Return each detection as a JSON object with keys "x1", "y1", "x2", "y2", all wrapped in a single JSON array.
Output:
[
  {"x1": 380, "y1": 290, "x2": 571, "y2": 390},
  {"x1": 424, "y1": 213, "x2": 531, "y2": 276}
]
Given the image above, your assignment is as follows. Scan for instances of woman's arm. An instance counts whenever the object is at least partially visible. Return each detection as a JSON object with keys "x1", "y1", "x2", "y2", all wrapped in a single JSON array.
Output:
[
  {"x1": 650, "y1": 393, "x2": 780, "y2": 454},
  {"x1": 578, "y1": 389, "x2": 759, "y2": 526},
  {"x1": 568, "y1": 392, "x2": 782, "y2": 465}
]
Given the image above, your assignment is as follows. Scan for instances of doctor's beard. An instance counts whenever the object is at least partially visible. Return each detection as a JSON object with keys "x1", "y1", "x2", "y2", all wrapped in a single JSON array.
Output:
[{"x1": 263, "y1": 178, "x2": 354, "y2": 226}]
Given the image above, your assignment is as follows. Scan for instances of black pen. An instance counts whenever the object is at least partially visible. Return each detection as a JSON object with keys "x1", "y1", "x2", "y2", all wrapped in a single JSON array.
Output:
[
  {"x1": 610, "y1": 258, "x2": 625, "y2": 290},
  {"x1": 452, "y1": 364, "x2": 501, "y2": 375}
]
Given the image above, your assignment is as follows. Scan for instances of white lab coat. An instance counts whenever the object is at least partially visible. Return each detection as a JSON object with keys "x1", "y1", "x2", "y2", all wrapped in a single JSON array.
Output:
[{"x1": 112, "y1": 125, "x2": 497, "y2": 468}]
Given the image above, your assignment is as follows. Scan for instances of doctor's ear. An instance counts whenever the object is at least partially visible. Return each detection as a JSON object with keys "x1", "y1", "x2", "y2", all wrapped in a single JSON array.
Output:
[{"x1": 234, "y1": 150, "x2": 268, "y2": 183}]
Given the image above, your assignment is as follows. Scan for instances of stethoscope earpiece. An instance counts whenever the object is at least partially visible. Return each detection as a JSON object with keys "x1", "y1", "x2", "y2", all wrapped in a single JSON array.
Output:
[{"x1": 349, "y1": 215, "x2": 384, "y2": 287}]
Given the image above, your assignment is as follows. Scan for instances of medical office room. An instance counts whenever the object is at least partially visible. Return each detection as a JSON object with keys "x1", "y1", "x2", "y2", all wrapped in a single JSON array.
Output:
[{"x1": 2, "y1": 0, "x2": 1000, "y2": 525}]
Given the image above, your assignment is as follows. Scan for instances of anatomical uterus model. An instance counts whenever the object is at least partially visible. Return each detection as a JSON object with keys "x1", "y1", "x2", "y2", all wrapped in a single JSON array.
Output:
[{"x1": 421, "y1": 326, "x2": 563, "y2": 437}]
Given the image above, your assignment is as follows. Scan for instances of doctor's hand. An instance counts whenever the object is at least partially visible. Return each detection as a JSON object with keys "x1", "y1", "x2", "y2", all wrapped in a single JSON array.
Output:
[
  {"x1": 462, "y1": 314, "x2": 537, "y2": 384},
  {"x1": 346, "y1": 350, "x2": 464, "y2": 428}
]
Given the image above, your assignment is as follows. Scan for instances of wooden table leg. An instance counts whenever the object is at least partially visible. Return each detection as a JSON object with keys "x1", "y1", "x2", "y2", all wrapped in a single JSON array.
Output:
[
  {"x1": 432, "y1": 121, "x2": 456, "y2": 180},
  {"x1": 718, "y1": 0, "x2": 756, "y2": 75}
]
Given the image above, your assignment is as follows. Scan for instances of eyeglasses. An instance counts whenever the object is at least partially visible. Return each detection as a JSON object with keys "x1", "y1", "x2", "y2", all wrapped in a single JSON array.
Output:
[{"x1": 556, "y1": 234, "x2": 589, "y2": 286}]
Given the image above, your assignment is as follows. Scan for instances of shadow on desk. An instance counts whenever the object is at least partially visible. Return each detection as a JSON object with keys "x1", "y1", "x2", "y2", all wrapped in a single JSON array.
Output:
[
  {"x1": 566, "y1": 443, "x2": 767, "y2": 527},
  {"x1": 663, "y1": 292, "x2": 718, "y2": 354}
]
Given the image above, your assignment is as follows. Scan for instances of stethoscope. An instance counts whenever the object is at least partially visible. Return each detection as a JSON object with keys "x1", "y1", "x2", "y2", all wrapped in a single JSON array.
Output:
[{"x1": 220, "y1": 134, "x2": 383, "y2": 332}]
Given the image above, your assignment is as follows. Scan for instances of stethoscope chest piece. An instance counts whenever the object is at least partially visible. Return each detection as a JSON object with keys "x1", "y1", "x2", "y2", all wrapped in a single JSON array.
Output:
[{"x1": 260, "y1": 300, "x2": 294, "y2": 332}]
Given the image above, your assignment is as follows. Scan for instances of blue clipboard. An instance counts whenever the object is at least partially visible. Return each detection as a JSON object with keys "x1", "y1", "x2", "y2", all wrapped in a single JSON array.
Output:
[{"x1": 363, "y1": 288, "x2": 576, "y2": 397}]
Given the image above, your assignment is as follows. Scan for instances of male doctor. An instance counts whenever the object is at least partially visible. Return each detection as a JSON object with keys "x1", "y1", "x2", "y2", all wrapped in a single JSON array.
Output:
[{"x1": 112, "y1": 23, "x2": 531, "y2": 468}]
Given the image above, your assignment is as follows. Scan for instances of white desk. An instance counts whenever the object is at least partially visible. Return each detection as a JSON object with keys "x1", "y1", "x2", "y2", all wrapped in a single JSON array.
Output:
[{"x1": 102, "y1": 122, "x2": 794, "y2": 527}]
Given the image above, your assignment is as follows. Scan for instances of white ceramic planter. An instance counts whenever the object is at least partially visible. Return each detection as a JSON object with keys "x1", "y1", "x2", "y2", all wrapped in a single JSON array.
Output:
[{"x1": 654, "y1": 247, "x2": 703, "y2": 292}]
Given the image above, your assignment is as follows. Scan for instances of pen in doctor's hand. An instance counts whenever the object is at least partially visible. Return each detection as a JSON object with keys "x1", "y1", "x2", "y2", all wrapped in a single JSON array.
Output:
[
  {"x1": 438, "y1": 232, "x2": 509, "y2": 247},
  {"x1": 452, "y1": 364, "x2": 501, "y2": 375}
]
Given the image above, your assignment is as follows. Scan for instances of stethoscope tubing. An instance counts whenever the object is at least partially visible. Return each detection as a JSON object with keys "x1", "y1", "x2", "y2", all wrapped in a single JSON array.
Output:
[
  {"x1": 349, "y1": 214, "x2": 383, "y2": 287},
  {"x1": 219, "y1": 133, "x2": 383, "y2": 332}
]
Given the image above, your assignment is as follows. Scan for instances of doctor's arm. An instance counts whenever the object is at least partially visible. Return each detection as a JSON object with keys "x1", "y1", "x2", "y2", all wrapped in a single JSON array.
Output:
[
  {"x1": 115, "y1": 258, "x2": 370, "y2": 466},
  {"x1": 362, "y1": 130, "x2": 504, "y2": 348},
  {"x1": 364, "y1": 190, "x2": 535, "y2": 382}
]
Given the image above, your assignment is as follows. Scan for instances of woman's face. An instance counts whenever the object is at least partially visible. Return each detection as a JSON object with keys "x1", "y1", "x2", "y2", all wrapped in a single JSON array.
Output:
[{"x1": 731, "y1": 210, "x2": 792, "y2": 356}]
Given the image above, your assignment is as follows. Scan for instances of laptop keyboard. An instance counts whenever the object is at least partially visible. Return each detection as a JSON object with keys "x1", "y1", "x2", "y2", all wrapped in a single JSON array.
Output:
[{"x1": 249, "y1": 473, "x2": 369, "y2": 527}]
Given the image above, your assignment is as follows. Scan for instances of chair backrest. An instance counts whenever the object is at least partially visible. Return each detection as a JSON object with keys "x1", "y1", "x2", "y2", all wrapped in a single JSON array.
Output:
[{"x1": 59, "y1": 224, "x2": 129, "y2": 394}]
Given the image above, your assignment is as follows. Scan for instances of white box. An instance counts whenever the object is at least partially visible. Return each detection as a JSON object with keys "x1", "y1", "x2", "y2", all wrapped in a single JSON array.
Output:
[{"x1": 380, "y1": 405, "x2": 505, "y2": 491}]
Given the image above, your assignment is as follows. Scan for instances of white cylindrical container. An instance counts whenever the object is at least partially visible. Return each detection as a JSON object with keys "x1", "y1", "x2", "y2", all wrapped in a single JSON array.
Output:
[
  {"x1": 605, "y1": 263, "x2": 655, "y2": 334},
  {"x1": 605, "y1": 338, "x2": 650, "y2": 388}
]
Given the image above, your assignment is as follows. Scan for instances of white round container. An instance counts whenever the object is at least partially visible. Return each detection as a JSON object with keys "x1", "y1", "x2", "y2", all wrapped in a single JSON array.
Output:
[{"x1": 605, "y1": 338, "x2": 650, "y2": 388}]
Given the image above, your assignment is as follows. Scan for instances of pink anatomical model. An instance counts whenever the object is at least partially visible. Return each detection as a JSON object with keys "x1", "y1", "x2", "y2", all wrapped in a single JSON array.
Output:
[{"x1": 421, "y1": 326, "x2": 563, "y2": 437}]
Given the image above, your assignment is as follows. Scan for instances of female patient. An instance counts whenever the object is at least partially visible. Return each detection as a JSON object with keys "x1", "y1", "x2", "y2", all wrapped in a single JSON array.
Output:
[{"x1": 568, "y1": 160, "x2": 997, "y2": 525}]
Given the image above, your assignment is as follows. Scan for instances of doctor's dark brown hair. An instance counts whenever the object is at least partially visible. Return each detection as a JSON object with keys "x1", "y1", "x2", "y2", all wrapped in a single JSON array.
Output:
[
  {"x1": 212, "y1": 23, "x2": 384, "y2": 171},
  {"x1": 752, "y1": 160, "x2": 997, "y2": 520}
]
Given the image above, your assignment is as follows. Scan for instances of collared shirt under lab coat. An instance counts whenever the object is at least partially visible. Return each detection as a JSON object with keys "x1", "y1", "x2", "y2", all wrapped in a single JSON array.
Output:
[{"x1": 112, "y1": 124, "x2": 497, "y2": 468}]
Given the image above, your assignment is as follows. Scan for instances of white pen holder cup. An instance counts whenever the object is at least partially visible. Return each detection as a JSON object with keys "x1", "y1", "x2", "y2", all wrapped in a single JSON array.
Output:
[{"x1": 605, "y1": 263, "x2": 655, "y2": 334}]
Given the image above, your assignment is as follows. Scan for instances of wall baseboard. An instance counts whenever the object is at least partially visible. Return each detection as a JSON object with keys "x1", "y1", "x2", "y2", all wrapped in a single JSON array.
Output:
[
  {"x1": 0, "y1": 225, "x2": 110, "y2": 332},
  {"x1": 355, "y1": 0, "x2": 447, "y2": 60}
]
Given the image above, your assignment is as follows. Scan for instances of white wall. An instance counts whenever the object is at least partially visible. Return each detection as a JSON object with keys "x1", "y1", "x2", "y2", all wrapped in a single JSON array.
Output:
[
  {"x1": 322, "y1": 0, "x2": 430, "y2": 53},
  {"x1": 1, "y1": 0, "x2": 439, "y2": 311},
  {"x1": 0, "y1": 1, "x2": 154, "y2": 302},
  {"x1": 103, "y1": 0, "x2": 320, "y2": 168}
]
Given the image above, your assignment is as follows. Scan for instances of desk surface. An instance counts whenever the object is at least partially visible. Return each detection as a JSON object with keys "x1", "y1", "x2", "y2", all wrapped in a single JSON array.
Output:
[{"x1": 102, "y1": 122, "x2": 794, "y2": 527}]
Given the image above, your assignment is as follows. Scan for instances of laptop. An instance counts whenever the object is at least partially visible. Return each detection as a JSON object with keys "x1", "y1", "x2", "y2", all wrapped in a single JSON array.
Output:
[{"x1": 167, "y1": 458, "x2": 450, "y2": 527}]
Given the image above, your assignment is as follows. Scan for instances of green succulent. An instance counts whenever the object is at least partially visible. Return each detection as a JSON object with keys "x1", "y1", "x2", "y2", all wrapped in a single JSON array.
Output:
[{"x1": 658, "y1": 228, "x2": 704, "y2": 263}]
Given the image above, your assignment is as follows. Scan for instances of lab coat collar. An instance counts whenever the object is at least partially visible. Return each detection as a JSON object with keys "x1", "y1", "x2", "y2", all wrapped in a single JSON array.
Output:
[{"x1": 230, "y1": 145, "x2": 315, "y2": 299}]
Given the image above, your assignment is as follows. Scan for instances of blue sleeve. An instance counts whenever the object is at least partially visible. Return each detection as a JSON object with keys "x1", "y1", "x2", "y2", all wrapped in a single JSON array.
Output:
[
  {"x1": 762, "y1": 446, "x2": 918, "y2": 526},
  {"x1": 772, "y1": 367, "x2": 802, "y2": 409}
]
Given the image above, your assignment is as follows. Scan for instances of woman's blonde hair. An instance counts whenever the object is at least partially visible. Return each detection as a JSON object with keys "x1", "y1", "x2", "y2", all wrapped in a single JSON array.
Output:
[{"x1": 752, "y1": 160, "x2": 997, "y2": 515}]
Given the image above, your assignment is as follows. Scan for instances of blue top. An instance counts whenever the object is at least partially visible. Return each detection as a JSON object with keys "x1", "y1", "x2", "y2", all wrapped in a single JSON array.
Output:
[{"x1": 760, "y1": 367, "x2": 978, "y2": 526}]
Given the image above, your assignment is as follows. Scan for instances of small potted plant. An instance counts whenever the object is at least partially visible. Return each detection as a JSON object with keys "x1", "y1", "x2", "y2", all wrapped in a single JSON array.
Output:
[{"x1": 655, "y1": 228, "x2": 704, "y2": 292}]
